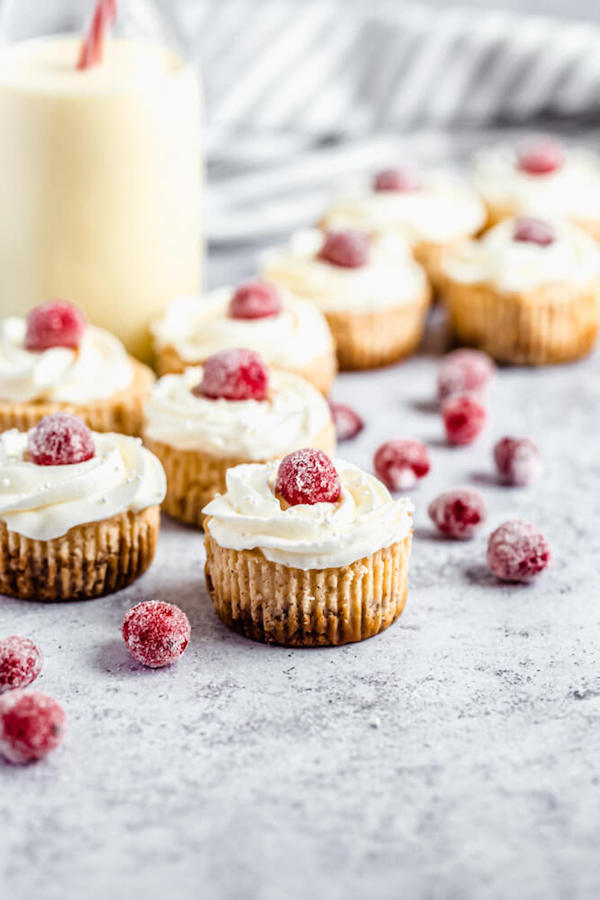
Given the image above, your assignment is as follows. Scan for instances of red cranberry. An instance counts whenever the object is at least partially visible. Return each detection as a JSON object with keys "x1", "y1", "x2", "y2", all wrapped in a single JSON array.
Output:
[
  {"x1": 318, "y1": 230, "x2": 370, "y2": 268},
  {"x1": 516, "y1": 139, "x2": 564, "y2": 176},
  {"x1": 494, "y1": 437, "x2": 542, "y2": 486},
  {"x1": 0, "y1": 690, "x2": 66, "y2": 764},
  {"x1": 373, "y1": 167, "x2": 422, "y2": 192},
  {"x1": 487, "y1": 520, "x2": 552, "y2": 582},
  {"x1": 374, "y1": 439, "x2": 430, "y2": 491},
  {"x1": 228, "y1": 280, "x2": 282, "y2": 320},
  {"x1": 513, "y1": 217, "x2": 555, "y2": 247},
  {"x1": 442, "y1": 393, "x2": 487, "y2": 446},
  {"x1": 196, "y1": 348, "x2": 269, "y2": 402},
  {"x1": 24, "y1": 301, "x2": 86, "y2": 352},
  {"x1": 122, "y1": 600, "x2": 191, "y2": 669},
  {"x1": 329, "y1": 402, "x2": 364, "y2": 442},
  {"x1": 437, "y1": 349, "x2": 496, "y2": 402},
  {"x1": 428, "y1": 488, "x2": 486, "y2": 539},
  {"x1": 275, "y1": 449, "x2": 341, "y2": 506},
  {"x1": 0, "y1": 637, "x2": 42, "y2": 694},
  {"x1": 27, "y1": 413, "x2": 95, "y2": 466}
]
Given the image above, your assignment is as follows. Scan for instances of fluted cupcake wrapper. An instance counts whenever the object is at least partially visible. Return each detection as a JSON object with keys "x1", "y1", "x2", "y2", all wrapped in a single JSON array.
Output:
[
  {"x1": 144, "y1": 422, "x2": 337, "y2": 530},
  {"x1": 204, "y1": 531, "x2": 412, "y2": 646},
  {"x1": 0, "y1": 507, "x2": 160, "y2": 601},
  {"x1": 0, "y1": 358, "x2": 154, "y2": 437}
]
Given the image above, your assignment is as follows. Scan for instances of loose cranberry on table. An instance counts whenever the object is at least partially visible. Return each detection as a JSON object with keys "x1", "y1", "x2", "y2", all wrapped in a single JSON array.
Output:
[
  {"x1": 428, "y1": 489, "x2": 486, "y2": 540},
  {"x1": 0, "y1": 637, "x2": 42, "y2": 694},
  {"x1": 487, "y1": 520, "x2": 552, "y2": 582},
  {"x1": 329, "y1": 402, "x2": 364, "y2": 442},
  {"x1": 228, "y1": 280, "x2": 282, "y2": 320},
  {"x1": 373, "y1": 167, "x2": 422, "y2": 193},
  {"x1": 27, "y1": 413, "x2": 95, "y2": 466},
  {"x1": 374, "y1": 439, "x2": 430, "y2": 491},
  {"x1": 494, "y1": 437, "x2": 542, "y2": 487},
  {"x1": 318, "y1": 230, "x2": 370, "y2": 268},
  {"x1": 513, "y1": 217, "x2": 555, "y2": 247},
  {"x1": 24, "y1": 300, "x2": 86, "y2": 352},
  {"x1": 195, "y1": 348, "x2": 269, "y2": 402},
  {"x1": 442, "y1": 392, "x2": 487, "y2": 446},
  {"x1": 437, "y1": 348, "x2": 496, "y2": 402},
  {"x1": 516, "y1": 139, "x2": 564, "y2": 175},
  {"x1": 275, "y1": 449, "x2": 342, "y2": 506},
  {"x1": 122, "y1": 601, "x2": 191, "y2": 669},
  {"x1": 0, "y1": 690, "x2": 66, "y2": 764}
]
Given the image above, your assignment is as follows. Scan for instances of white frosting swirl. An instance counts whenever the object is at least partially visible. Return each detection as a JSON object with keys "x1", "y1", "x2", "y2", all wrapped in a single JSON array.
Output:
[
  {"x1": 0, "y1": 319, "x2": 133, "y2": 404},
  {"x1": 204, "y1": 458, "x2": 413, "y2": 570},
  {"x1": 151, "y1": 287, "x2": 333, "y2": 367},
  {"x1": 0, "y1": 430, "x2": 166, "y2": 541},
  {"x1": 322, "y1": 173, "x2": 485, "y2": 243},
  {"x1": 473, "y1": 146, "x2": 600, "y2": 221},
  {"x1": 442, "y1": 218, "x2": 600, "y2": 293},
  {"x1": 144, "y1": 366, "x2": 332, "y2": 458},
  {"x1": 261, "y1": 229, "x2": 427, "y2": 313}
]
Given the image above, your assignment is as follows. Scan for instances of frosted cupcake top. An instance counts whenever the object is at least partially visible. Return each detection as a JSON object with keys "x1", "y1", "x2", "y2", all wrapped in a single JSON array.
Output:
[
  {"x1": 442, "y1": 217, "x2": 600, "y2": 293},
  {"x1": 144, "y1": 365, "x2": 332, "y2": 459},
  {"x1": 203, "y1": 458, "x2": 413, "y2": 570},
  {"x1": 261, "y1": 229, "x2": 427, "y2": 313}
]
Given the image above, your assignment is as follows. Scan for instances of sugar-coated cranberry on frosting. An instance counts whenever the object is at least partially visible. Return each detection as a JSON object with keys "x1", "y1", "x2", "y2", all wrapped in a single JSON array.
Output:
[
  {"x1": 487, "y1": 519, "x2": 552, "y2": 582},
  {"x1": 122, "y1": 600, "x2": 190, "y2": 669},
  {"x1": 27, "y1": 413, "x2": 95, "y2": 466},
  {"x1": 373, "y1": 167, "x2": 422, "y2": 193},
  {"x1": 195, "y1": 348, "x2": 269, "y2": 402},
  {"x1": 24, "y1": 300, "x2": 86, "y2": 352},
  {"x1": 437, "y1": 349, "x2": 496, "y2": 401},
  {"x1": 275, "y1": 449, "x2": 342, "y2": 506},
  {"x1": 516, "y1": 139, "x2": 564, "y2": 176},
  {"x1": 442, "y1": 393, "x2": 486, "y2": 446},
  {"x1": 0, "y1": 690, "x2": 66, "y2": 764},
  {"x1": 0, "y1": 637, "x2": 42, "y2": 694},
  {"x1": 318, "y1": 229, "x2": 370, "y2": 268},
  {"x1": 428, "y1": 489, "x2": 486, "y2": 540},
  {"x1": 329, "y1": 402, "x2": 364, "y2": 442},
  {"x1": 513, "y1": 216, "x2": 555, "y2": 246},
  {"x1": 494, "y1": 436, "x2": 542, "y2": 486},
  {"x1": 228, "y1": 280, "x2": 282, "y2": 320},
  {"x1": 374, "y1": 439, "x2": 430, "y2": 491}
]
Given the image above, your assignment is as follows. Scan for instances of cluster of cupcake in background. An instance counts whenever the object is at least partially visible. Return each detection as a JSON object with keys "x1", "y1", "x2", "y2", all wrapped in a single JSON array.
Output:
[{"x1": 0, "y1": 135, "x2": 597, "y2": 764}]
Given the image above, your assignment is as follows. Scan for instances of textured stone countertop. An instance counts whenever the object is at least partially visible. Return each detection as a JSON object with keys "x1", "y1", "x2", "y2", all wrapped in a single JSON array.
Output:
[{"x1": 2, "y1": 294, "x2": 600, "y2": 899}]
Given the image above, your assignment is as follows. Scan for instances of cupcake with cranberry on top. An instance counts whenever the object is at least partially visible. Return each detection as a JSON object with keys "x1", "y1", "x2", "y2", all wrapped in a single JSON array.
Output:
[
  {"x1": 203, "y1": 449, "x2": 413, "y2": 646},
  {"x1": 262, "y1": 228, "x2": 431, "y2": 370},
  {"x1": 143, "y1": 348, "x2": 335, "y2": 528},
  {"x1": 440, "y1": 216, "x2": 600, "y2": 364},
  {"x1": 0, "y1": 301, "x2": 154, "y2": 436},
  {"x1": 151, "y1": 279, "x2": 336, "y2": 395},
  {"x1": 0, "y1": 413, "x2": 166, "y2": 600}
]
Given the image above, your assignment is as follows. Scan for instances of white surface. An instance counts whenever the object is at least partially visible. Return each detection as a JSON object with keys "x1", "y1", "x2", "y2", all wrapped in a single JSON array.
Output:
[{"x1": 1, "y1": 302, "x2": 600, "y2": 899}]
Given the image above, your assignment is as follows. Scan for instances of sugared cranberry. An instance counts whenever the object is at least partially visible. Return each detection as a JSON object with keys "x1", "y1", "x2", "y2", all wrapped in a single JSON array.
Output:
[
  {"x1": 442, "y1": 393, "x2": 487, "y2": 446},
  {"x1": 24, "y1": 301, "x2": 86, "y2": 352},
  {"x1": 494, "y1": 437, "x2": 542, "y2": 486},
  {"x1": 373, "y1": 167, "x2": 422, "y2": 193},
  {"x1": 487, "y1": 520, "x2": 552, "y2": 582},
  {"x1": 516, "y1": 139, "x2": 564, "y2": 176},
  {"x1": 318, "y1": 230, "x2": 369, "y2": 268},
  {"x1": 374, "y1": 439, "x2": 430, "y2": 491},
  {"x1": 329, "y1": 402, "x2": 364, "y2": 442},
  {"x1": 196, "y1": 348, "x2": 269, "y2": 402},
  {"x1": 275, "y1": 449, "x2": 341, "y2": 506},
  {"x1": 27, "y1": 413, "x2": 95, "y2": 466},
  {"x1": 428, "y1": 488, "x2": 486, "y2": 540},
  {"x1": 0, "y1": 637, "x2": 42, "y2": 694},
  {"x1": 122, "y1": 601, "x2": 191, "y2": 669},
  {"x1": 0, "y1": 690, "x2": 66, "y2": 764},
  {"x1": 228, "y1": 280, "x2": 282, "y2": 320},
  {"x1": 513, "y1": 217, "x2": 555, "y2": 247},
  {"x1": 437, "y1": 349, "x2": 496, "y2": 402}
]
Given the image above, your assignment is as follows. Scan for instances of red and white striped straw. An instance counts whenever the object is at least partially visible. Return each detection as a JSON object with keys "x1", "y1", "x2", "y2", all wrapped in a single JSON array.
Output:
[{"x1": 77, "y1": 0, "x2": 118, "y2": 70}]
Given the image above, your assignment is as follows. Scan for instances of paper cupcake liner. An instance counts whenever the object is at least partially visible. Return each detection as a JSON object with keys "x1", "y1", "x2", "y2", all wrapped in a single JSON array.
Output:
[
  {"x1": 144, "y1": 421, "x2": 337, "y2": 529},
  {"x1": 0, "y1": 506, "x2": 160, "y2": 601},
  {"x1": 0, "y1": 358, "x2": 154, "y2": 437},
  {"x1": 324, "y1": 286, "x2": 431, "y2": 370},
  {"x1": 204, "y1": 531, "x2": 412, "y2": 646},
  {"x1": 441, "y1": 278, "x2": 600, "y2": 365}
]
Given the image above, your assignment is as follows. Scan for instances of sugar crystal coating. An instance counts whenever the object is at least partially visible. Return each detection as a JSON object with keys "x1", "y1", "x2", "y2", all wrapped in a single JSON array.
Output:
[
  {"x1": 487, "y1": 519, "x2": 552, "y2": 582},
  {"x1": 428, "y1": 488, "x2": 486, "y2": 539},
  {"x1": 27, "y1": 413, "x2": 95, "y2": 466},
  {"x1": 122, "y1": 600, "x2": 191, "y2": 669},
  {"x1": 0, "y1": 690, "x2": 66, "y2": 764},
  {"x1": 318, "y1": 230, "x2": 370, "y2": 268},
  {"x1": 275, "y1": 449, "x2": 341, "y2": 506},
  {"x1": 24, "y1": 300, "x2": 86, "y2": 352},
  {"x1": 0, "y1": 637, "x2": 42, "y2": 694},
  {"x1": 196, "y1": 348, "x2": 269, "y2": 402},
  {"x1": 374, "y1": 439, "x2": 430, "y2": 491}
]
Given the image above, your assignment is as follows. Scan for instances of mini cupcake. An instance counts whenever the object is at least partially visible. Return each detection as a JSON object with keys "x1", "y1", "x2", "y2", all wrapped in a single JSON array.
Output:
[
  {"x1": 151, "y1": 279, "x2": 336, "y2": 395},
  {"x1": 262, "y1": 228, "x2": 431, "y2": 370},
  {"x1": 319, "y1": 166, "x2": 485, "y2": 287},
  {"x1": 0, "y1": 413, "x2": 166, "y2": 601},
  {"x1": 0, "y1": 301, "x2": 154, "y2": 436},
  {"x1": 143, "y1": 349, "x2": 336, "y2": 528},
  {"x1": 440, "y1": 216, "x2": 600, "y2": 365},
  {"x1": 203, "y1": 449, "x2": 413, "y2": 646},
  {"x1": 473, "y1": 138, "x2": 600, "y2": 240}
]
